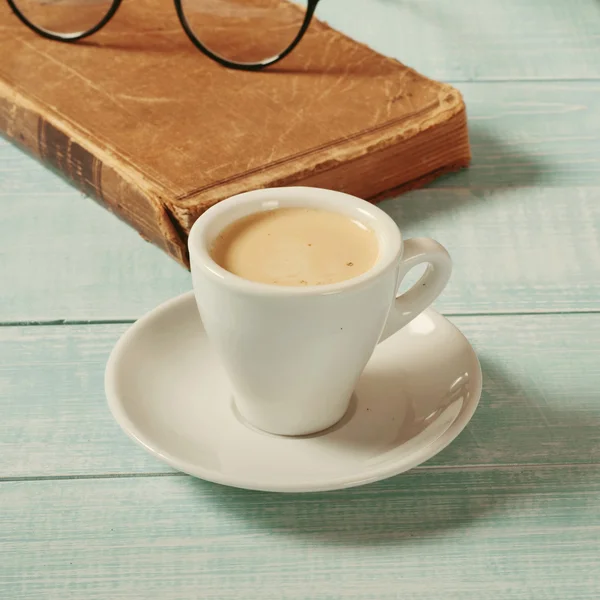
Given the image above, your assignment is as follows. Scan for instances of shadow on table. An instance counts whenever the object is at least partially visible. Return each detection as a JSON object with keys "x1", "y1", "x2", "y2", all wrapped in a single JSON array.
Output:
[
  {"x1": 434, "y1": 121, "x2": 548, "y2": 190},
  {"x1": 79, "y1": 36, "x2": 400, "y2": 77},
  {"x1": 444, "y1": 355, "x2": 600, "y2": 468},
  {"x1": 191, "y1": 354, "x2": 600, "y2": 547},
  {"x1": 379, "y1": 121, "x2": 548, "y2": 232}
]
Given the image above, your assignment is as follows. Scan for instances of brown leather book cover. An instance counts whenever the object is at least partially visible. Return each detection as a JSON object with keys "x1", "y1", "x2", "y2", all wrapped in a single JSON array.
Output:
[{"x1": 0, "y1": 0, "x2": 470, "y2": 266}]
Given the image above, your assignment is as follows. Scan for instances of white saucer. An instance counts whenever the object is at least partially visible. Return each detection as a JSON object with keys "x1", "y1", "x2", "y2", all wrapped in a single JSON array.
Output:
[{"x1": 105, "y1": 292, "x2": 482, "y2": 493}]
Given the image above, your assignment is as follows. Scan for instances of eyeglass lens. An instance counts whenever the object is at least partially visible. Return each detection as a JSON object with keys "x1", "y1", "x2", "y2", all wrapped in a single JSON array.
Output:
[
  {"x1": 179, "y1": 0, "x2": 309, "y2": 66},
  {"x1": 12, "y1": 0, "x2": 115, "y2": 37}
]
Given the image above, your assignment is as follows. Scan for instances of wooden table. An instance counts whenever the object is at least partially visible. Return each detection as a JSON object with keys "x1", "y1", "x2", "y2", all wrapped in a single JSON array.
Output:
[{"x1": 2, "y1": 0, "x2": 600, "y2": 597}]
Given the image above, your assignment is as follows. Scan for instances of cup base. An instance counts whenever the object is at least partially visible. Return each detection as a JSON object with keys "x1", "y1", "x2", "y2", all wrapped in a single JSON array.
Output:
[{"x1": 231, "y1": 394, "x2": 358, "y2": 438}]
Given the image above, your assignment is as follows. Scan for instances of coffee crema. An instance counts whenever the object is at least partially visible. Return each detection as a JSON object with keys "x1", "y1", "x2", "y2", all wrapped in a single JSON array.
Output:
[{"x1": 210, "y1": 207, "x2": 378, "y2": 286}]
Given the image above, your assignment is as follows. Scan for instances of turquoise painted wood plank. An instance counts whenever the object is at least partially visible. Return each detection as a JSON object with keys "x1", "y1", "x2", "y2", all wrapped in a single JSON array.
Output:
[
  {"x1": 385, "y1": 186, "x2": 600, "y2": 313},
  {"x1": 440, "y1": 82, "x2": 600, "y2": 189},
  {"x1": 1, "y1": 315, "x2": 599, "y2": 478},
  {"x1": 317, "y1": 0, "x2": 600, "y2": 81},
  {"x1": 1, "y1": 181, "x2": 599, "y2": 321},
  {"x1": 2, "y1": 466, "x2": 600, "y2": 599}
]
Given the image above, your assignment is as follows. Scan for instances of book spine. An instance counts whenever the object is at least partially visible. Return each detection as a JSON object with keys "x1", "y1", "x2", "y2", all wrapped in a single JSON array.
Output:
[{"x1": 0, "y1": 78, "x2": 188, "y2": 267}]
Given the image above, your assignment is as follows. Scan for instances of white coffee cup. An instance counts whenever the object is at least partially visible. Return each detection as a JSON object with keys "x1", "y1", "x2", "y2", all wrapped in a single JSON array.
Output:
[{"x1": 188, "y1": 187, "x2": 452, "y2": 436}]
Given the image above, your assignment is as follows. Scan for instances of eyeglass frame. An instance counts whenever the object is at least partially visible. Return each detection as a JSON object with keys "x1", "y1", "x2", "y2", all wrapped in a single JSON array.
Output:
[{"x1": 6, "y1": 0, "x2": 322, "y2": 71}]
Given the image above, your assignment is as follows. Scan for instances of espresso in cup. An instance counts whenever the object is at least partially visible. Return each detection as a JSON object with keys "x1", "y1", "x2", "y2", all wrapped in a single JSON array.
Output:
[{"x1": 210, "y1": 207, "x2": 378, "y2": 286}]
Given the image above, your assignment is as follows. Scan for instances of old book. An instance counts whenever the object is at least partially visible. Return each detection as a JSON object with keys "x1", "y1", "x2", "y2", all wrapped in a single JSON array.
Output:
[{"x1": 0, "y1": 0, "x2": 470, "y2": 267}]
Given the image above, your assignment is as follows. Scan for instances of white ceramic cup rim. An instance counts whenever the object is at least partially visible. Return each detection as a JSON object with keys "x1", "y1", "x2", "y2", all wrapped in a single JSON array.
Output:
[{"x1": 187, "y1": 187, "x2": 403, "y2": 296}]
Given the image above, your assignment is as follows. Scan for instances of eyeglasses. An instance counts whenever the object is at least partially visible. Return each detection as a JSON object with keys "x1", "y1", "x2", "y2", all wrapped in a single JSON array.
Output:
[{"x1": 6, "y1": 0, "x2": 322, "y2": 71}]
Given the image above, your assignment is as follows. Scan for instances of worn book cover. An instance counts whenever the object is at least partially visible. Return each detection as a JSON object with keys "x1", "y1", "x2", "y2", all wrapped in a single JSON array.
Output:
[{"x1": 0, "y1": 0, "x2": 470, "y2": 266}]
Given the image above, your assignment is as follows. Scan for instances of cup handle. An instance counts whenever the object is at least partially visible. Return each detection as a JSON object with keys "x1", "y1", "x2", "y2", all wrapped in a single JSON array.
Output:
[{"x1": 378, "y1": 238, "x2": 452, "y2": 343}]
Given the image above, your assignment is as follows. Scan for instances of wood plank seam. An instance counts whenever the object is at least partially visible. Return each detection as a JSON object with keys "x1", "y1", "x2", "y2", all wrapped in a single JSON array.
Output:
[{"x1": 4, "y1": 462, "x2": 600, "y2": 484}]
